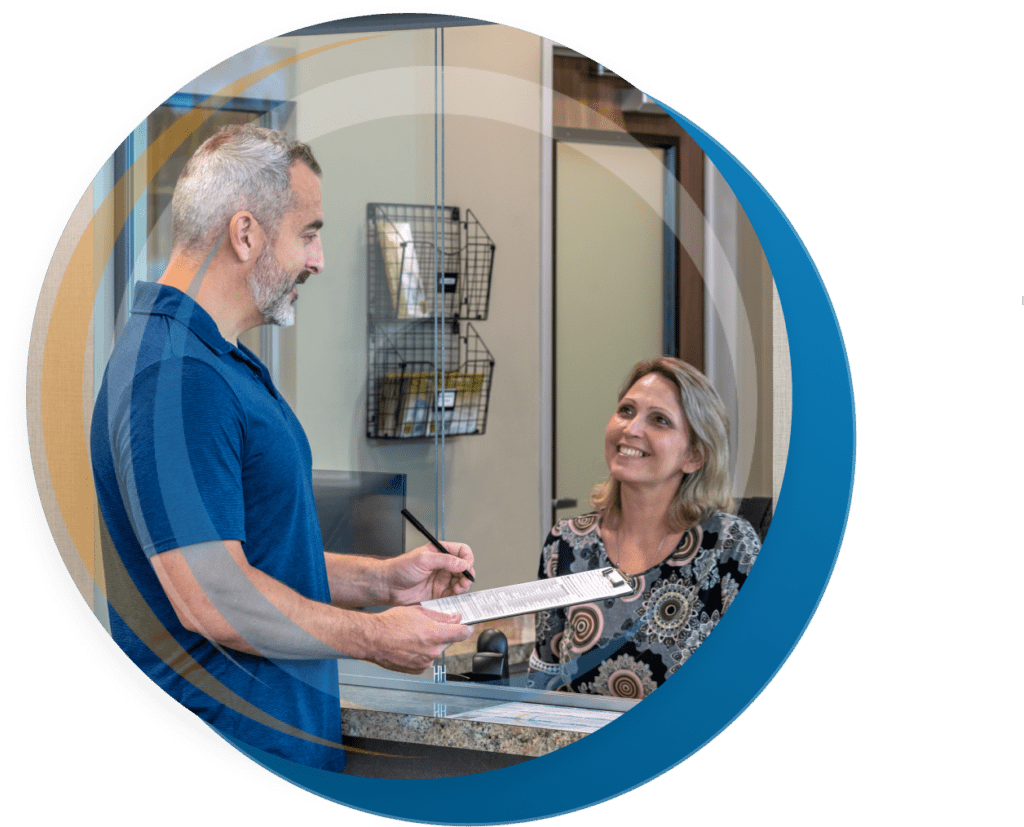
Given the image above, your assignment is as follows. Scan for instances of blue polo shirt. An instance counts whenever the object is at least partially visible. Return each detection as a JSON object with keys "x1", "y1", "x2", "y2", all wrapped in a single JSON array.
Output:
[{"x1": 91, "y1": 282, "x2": 345, "y2": 772}]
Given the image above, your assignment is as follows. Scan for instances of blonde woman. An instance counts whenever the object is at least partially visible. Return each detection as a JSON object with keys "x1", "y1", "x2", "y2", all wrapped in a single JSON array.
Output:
[{"x1": 529, "y1": 357, "x2": 761, "y2": 698}]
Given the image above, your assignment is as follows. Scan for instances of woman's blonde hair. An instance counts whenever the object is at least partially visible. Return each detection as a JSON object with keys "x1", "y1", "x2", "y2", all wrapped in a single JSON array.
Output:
[{"x1": 591, "y1": 357, "x2": 734, "y2": 530}]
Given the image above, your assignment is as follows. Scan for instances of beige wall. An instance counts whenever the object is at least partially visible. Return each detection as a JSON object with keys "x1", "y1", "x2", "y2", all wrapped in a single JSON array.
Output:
[
  {"x1": 276, "y1": 26, "x2": 545, "y2": 590},
  {"x1": 554, "y1": 142, "x2": 667, "y2": 521}
]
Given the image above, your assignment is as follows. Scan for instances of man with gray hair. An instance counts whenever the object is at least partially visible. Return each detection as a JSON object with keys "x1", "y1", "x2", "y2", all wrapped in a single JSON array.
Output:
[{"x1": 91, "y1": 124, "x2": 475, "y2": 772}]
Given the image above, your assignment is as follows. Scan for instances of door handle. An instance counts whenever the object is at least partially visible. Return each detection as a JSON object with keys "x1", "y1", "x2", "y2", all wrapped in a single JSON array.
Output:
[{"x1": 552, "y1": 497, "x2": 578, "y2": 510}]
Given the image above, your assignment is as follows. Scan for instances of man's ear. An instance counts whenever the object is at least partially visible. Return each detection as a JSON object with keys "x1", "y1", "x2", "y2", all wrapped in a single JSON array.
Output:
[{"x1": 227, "y1": 211, "x2": 262, "y2": 263}]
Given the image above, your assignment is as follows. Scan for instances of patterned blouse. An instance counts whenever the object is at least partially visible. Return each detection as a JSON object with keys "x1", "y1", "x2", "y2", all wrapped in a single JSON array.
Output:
[{"x1": 528, "y1": 511, "x2": 760, "y2": 699}]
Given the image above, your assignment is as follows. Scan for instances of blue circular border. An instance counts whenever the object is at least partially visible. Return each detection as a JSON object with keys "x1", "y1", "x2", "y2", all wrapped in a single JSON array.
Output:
[{"x1": 226, "y1": 106, "x2": 856, "y2": 822}]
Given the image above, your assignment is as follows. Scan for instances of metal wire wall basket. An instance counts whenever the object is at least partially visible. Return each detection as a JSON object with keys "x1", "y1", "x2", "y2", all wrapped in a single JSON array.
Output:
[
  {"x1": 367, "y1": 203, "x2": 494, "y2": 323},
  {"x1": 366, "y1": 203, "x2": 496, "y2": 440},
  {"x1": 367, "y1": 319, "x2": 494, "y2": 439}
]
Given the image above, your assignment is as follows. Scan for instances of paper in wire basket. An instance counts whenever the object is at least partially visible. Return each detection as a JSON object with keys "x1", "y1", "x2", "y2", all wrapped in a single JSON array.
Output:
[{"x1": 377, "y1": 220, "x2": 427, "y2": 319}]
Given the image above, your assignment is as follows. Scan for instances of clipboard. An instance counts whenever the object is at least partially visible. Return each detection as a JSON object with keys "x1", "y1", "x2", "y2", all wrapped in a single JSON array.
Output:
[{"x1": 420, "y1": 567, "x2": 637, "y2": 625}]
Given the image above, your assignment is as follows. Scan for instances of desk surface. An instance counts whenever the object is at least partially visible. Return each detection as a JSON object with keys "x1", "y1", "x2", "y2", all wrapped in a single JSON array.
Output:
[
  {"x1": 339, "y1": 683, "x2": 623, "y2": 757},
  {"x1": 339, "y1": 615, "x2": 631, "y2": 757}
]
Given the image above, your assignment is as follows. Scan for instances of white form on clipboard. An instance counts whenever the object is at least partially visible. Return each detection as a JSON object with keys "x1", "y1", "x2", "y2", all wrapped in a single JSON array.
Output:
[{"x1": 420, "y1": 567, "x2": 636, "y2": 625}]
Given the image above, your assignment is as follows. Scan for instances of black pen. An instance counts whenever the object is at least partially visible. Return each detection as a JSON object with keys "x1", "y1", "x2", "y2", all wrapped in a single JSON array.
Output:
[{"x1": 401, "y1": 508, "x2": 475, "y2": 582}]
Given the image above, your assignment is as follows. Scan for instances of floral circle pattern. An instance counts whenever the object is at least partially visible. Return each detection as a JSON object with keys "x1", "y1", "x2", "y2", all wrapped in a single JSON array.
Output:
[
  {"x1": 529, "y1": 511, "x2": 760, "y2": 698},
  {"x1": 569, "y1": 514, "x2": 599, "y2": 535},
  {"x1": 567, "y1": 603, "x2": 603, "y2": 653},
  {"x1": 583, "y1": 654, "x2": 658, "y2": 699},
  {"x1": 649, "y1": 583, "x2": 693, "y2": 635},
  {"x1": 666, "y1": 525, "x2": 702, "y2": 567},
  {"x1": 619, "y1": 572, "x2": 645, "y2": 602}
]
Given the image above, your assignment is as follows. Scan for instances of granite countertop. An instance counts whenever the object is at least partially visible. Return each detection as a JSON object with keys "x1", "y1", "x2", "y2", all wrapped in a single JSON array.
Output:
[
  {"x1": 339, "y1": 618, "x2": 634, "y2": 757},
  {"x1": 337, "y1": 616, "x2": 628, "y2": 758},
  {"x1": 340, "y1": 706, "x2": 591, "y2": 757},
  {"x1": 339, "y1": 684, "x2": 623, "y2": 758}
]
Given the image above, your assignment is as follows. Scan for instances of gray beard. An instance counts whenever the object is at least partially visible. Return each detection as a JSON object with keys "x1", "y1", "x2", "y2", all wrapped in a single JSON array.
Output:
[{"x1": 249, "y1": 246, "x2": 296, "y2": 327}]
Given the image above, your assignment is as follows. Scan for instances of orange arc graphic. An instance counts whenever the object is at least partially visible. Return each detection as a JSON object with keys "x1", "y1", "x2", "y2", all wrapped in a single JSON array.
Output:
[{"x1": 38, "y1": 36, "x2": 378, "y2": 582}]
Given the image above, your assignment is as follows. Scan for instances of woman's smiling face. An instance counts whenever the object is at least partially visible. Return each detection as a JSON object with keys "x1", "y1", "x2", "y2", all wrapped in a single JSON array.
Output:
[{"x1": 604, "y1": 372, "x2": 703, "y2": 493}]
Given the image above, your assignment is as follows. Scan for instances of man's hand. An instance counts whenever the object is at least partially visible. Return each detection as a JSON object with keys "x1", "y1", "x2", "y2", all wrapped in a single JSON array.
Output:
[
  {"x1": 384, "y1": 542, "x2": 476, "y2": 606},
  {"x1": 364, "y1": 605, "x2": 473, "y2": 673}
]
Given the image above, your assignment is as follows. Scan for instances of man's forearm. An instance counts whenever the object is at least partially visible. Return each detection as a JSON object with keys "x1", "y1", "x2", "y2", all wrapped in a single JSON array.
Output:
[
  {"x1": 323, "y1": 551, "x2": 391, "y2": 607},
  {"x1": 324, "y1": 543, "x2": 476, "y2": 609},
  {"x1": 160, "y1": 542, "x2": 379, "y2": 661},
  {"x1": 154, "y1": 541, "x2": 471, "y2": 672}
]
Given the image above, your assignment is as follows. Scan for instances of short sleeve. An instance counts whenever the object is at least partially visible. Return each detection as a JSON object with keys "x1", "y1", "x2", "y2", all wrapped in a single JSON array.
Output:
[
  {"x1": 110, "y1": 356, "x2": 247, "y2": 556},
  {"x1": 721, "y1": 514, "x2": 760, "y2": 578},
  {"x1": 707, "y1": 513, "x2": 761, "y2": 617}
]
